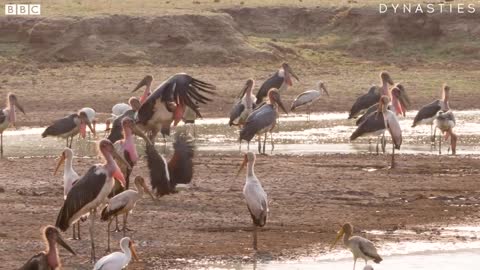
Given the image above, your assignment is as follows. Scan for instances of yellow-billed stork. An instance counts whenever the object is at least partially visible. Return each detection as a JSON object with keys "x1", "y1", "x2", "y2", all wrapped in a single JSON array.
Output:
[
  {"x1": 256, "y1": 62, "x2": 299, "y2": 104},
  {"x1": 0, "y1": 93, "x2": 25, "y2": 157},
  {"x1": 290, "y1": 80, "x2": 329, "y2": 121},
  {"x1": 93, "y1": 237, "x2": 139, "y2": 270},
  {"x1": 55, "y1": 139, "x2": 130, "y2": 262},
  {"x1": 331, "y1": 223, "x2": 382, "y2": 270}
]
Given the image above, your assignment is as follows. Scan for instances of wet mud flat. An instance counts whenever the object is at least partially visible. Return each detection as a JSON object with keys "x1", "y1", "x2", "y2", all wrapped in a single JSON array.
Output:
[{"x1": 1, "y1": 153, "x2": 480, "y2": 269}]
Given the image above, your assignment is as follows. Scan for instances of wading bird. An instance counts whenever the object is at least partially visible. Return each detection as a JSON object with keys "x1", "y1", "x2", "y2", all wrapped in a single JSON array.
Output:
[
  {"x1": 0, "y1": 93, "x2": 25, "y2": 157},
  {"x1": 20, "y1": 226, "x2": 76, "y2": 270},
  {"x1": 229, "y1": 79, "x2": 257, "y2": 127},
  {"x1": 93, "y1": 237, "x2": 139, "y2": 270},
  {"x1": 108, "y1": 97, "x2": 141, "y2": 144},
  {"x1": 145, "y1": 134, "x2": 194, "y2": 196},
  {"x1": 331, "y1": 223, "x2": 382, "y2": 270},
  {"x1": 101, "y1": 176, "x2": 155, "y2": 250},
  {"x1": 132, "y1": 75, "x2": 153, "y2": 104},
  {"x1": 348, "y1": 71, "x2": 395, "y2": 119},
  {"x1": 256, "y1": 63, "x2": 299, "y2": 105},
  {"x1": 351, "y1": 95, "x2": 402, "y2": 168},
  {"x1": 42, "y1": 111, "x2": 94, "y2": 148},
  {"x1": 436, "y1": 110, "x2": 457, "y2": 155},
  {"x1": 79, "y1": 107, "x2": 97, "y2": 135},
  {"x1": 240, "y1": 89, "x2": 288, "y2": 154},
  {"x1": 412, "y1": 84, "x2": 451, "y2": 143},
  {"x1": 237, "y1": 152, "x2": 268, "y2": 251},
  {"x1": 290, "y1": 81, "x2": 329, "y2": 121},
  {"x1": 55, "y1": 139, "x2": 130, "y2": 262},
  {"x1": 54, "y1": 148, "x2": 82, "y2": 240},
  {"x1": 135, "y1": 73, "x2": 215, "y2": 142}
]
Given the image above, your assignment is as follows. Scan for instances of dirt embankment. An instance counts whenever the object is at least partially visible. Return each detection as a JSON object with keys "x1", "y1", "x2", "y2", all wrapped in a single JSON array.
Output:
[{"x1": 0, "y1": 7, "x2": 479, "y2": 66}]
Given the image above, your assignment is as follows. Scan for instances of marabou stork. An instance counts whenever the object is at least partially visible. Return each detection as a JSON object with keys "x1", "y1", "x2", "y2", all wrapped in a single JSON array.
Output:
[
  {"x1": 290, "y1": 80, "x2": 329, "y2": 121},
  {"x1": 55, "y1": 139, "x2": 130, "y2": 262},
  {"x1": 412, "y1": 84, "x2": 451, "y2": 143},
  {"x1": 101, "y1": 176, "x2": 155, "y2": 250},
  {"x1": 229, "y1": 79, "x2": 257, "y2": 127},
  {"x1": 0, "y1": 93, "x2": 25, "y2": 157},
  {"x1": 20, "y1": 226, "x2": 76, "y2": 270},
  {"x1": 256, "y1": 63, "x2": 299, "y2": 105},
  {"x1": 145, "y1": 133, "x2": 194, "y2": 196},
  {"x1": 331, "y1": 223, "x2": 383, "y2": 270},
  {"x1": 54, "y1": 148, "x2": 83, "y2": 240},
  {"x1": 93, "y1": 237, "x2": 139, "y2": 270},
  {"x1": 134, "y1": 73, "x2": 215, "y2": 142},
  {"x1": 237, "y1": 152, "x2": 268, "y2": 251},
  {"x1": 42, "y1": 111, "x2": 94, "y2": 148},
  {"x1": 239, "y1": 89, "x2": 288, "y2": 154},
  {"x1": 351, "y1": 95, "x2": 402, "y2": 168}
]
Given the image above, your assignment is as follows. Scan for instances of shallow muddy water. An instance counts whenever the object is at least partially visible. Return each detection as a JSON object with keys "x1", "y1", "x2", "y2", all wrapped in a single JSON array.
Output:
[{"x1": 2, "y1": 110, "x2": 479, "y2": 158}]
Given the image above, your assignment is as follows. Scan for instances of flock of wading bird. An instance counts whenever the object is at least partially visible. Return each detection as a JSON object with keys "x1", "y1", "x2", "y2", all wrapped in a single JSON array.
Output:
[{"x1": 0, "y1": 63, "x2": 457, "y2": 270}]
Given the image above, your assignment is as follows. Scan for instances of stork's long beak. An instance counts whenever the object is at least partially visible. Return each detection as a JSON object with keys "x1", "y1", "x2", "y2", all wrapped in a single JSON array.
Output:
[
  {"x1": 132, "y1": 124, "x2": 152, "y2": 146},
  {"x1": 322, "y1": 84, "x2": 330, "y2": 97},
  {"x1": 236, "y1": 154, "x2": 248, "y2": 177},
  {"x1": 15, "y1": 100, "x2": 25, "y2": 114},
  {"x1": 330, "y1": 228, "x2": 345, "y2": 250},
  {"x1": 142, "y1": 181, "x2": 156, "y2": 202},
  {"x1": 129, "y1": 241, "x2": 139, "y2": 262},
  {"x1": 57, "y1": 234, "x2": 76, "y2": 255},
  {"x1": 132, "y1": 76, "x2": 150, "y2": 93},
  {"x1": 288, "y1": 66, "x2": 300, "y2": 82},
  {"x1": 87, "y1": 121, "x2": 95, "y2": 135},
  {"x1": 274, "y1": 94, "x2": 288, "y2": 114},
  {"x1": 112, "y1": 150, "x2": 131, "y2": 171},
  {"x1": 111, "y1": 151, "x2": 130, "y2": 187},
  {"x1": 54, "y1": 152, "x2": 66, "y2": 176}
]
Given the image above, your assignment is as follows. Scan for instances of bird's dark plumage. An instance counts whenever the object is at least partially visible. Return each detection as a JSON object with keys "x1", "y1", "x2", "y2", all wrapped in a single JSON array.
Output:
[
  {"x1": 137, "y1": 74, "x2": 215, "y2": 124},
  {"x1": 0, "y1": 109, "x2": 5, "y2": 125},
  {"x1": 348, "y1": 86, "x2": 380, "y2": 119},
  {"x1": 107, "y1": 110, "x2": 136, "y2": 143},
  {"x1": 240, "y1": 104, "x2": 276, "y2": 142},
  {"x1": 412, "y1": 100, "x2": 442, "y2": 127},
  {"x1": 20, "y1": 253, "x2": 49, "y2": 270},
  {"x1": 145, "y1": 143, "x2": 171, "y2": 196},
  {"x1": 42, "y1": 114, "x2": 78, "y2": 138},
  {"x1": 256, "y1": 72, "x2": 283, "y2": 105},
  {"x1": 56, "y1": 166, "x2": 106, "y2": 231},
  {"x1": 248, "y1": 205, "x2": 267, "y2": 227},
  {"x1": 359, "y1": 243, "x2": 383, "y2": 264},
  {"x1": 350, "y1": 111, "x2": 385, "y2": 141},
  {"x1": 229, "y1": 103, "x2": 245, "y2": 126},
  {"x1": 355, "y1": 104, "x2": 378, "y2": 126},
  {"x1": 100, "y1": 203, "x2": 125, "y2": 222},
  {"x1": 168, "y1": 134, "x2": 194, "y2": 187}
]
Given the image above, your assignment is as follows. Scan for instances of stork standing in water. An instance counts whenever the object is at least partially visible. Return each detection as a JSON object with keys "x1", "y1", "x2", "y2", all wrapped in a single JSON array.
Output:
[
  {"x1": 331, "y1": 223, "x2": 382, "y2": 270},
  {"x1": 256, "y1": 62, "x2": 299, "y2": 105},
  {"x1": 101, "y1": 176, "x2": 155, "y2": 251},
  {"x1": 237, "y1": 152, "x2": 268, "y2": 251},
  {"x1": 412, "y1": 84, "x2": 451, "y2": 143},
  {"x1": 434, "y1": 86, "x2": 457, "y2": 154},
  {"x1": 240, "y1": 89, "x2": 288, "y2": 154},
  {"x1": 42, "y1": 111, "x2": 94, "y2": 148},
  {"x1": 351, "y1": 95, "x2": 402, "y2": 168},
  {"x1": 20, "y1": 226, "x2": 76, "y2": 270},
  {"x1": 0, "y1": 93, "x2": 25, "y2": 157},
  {"x1": 145, "y1": 133, "x2": 194, "y2": 196},
  {"x1": 94, "y1": 237, "x2": 139, "y2": 270},
  {"x1": 108, "y1": 97, "x2": 141, "y2": 144},
  {"x1": 79, "y1": 107, "x2": 97, "y2": 136},
  {"x1": 54, "y1": 148, "x2": 82, "y2": 240},
  {"x1": 55, "y1": 139, "x2": 130, "y2": 262},
  {"x1": 131, "y1": 75, "x2": 153, "y2": 104},
  {"x1": 135, "y1": 73, "x2": 215, "y2": 142},
  {"x1": 229, "y1": 79, "x2": 257, "y2": 127},
  {"x1": 290, "y1": 80, "x2": 329, "y2": 121}
]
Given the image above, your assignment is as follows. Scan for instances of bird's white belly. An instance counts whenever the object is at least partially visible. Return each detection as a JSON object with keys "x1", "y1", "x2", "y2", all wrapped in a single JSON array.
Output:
[
  {"x1": 436, "y1": 119, "x2": 455, "y2": 131},
  {"x1": 417, "y1": 116, "x2": 436, "y2": 126}
]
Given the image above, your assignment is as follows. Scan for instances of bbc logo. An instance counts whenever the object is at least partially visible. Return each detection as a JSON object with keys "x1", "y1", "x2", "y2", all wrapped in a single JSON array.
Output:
[{"x1": 5, "y1": 4, "x2": 41, "y2": 15}]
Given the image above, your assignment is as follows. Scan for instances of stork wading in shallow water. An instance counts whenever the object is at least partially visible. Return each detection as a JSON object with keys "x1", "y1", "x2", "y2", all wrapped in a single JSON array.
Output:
[
  {"x1": 101, "y1": 176, "x2": 155, "y2": 251},
  {"x1": 0, "y1": 93, "x2": 25, "y2": 157},
  {"x1": 236, "y1": 152, "x2": 268, "y2": 251},
  {"x1": 145, "y1": 133, "x2": 194, "y2": 197},
  {"x1": 134, "y1": 73, "x2": 215, "y2": 142},
  {"x1": 331, "y1": 223, "x2": 383, "y2": 270},
  {"x1": 54, "y1": 148, "x2": 83, "y2": 240},
  {"x1": 434, "y1": 86, "x2": 457, "y2": 155},
  {"x1": 239, "y1": 89, "x2": 288, "y2": 154},
  {"x1": 351, "y1": 95, "x2": 402, "y2": 168},
  {"x1": 42, "y1": 111, "x2": 94, "y2": 148},
  {"x1": 290, "y1": 80, "x2": 329, "y2": 121},
  {"x1": 20, "y1": 226, "x2": 76, "y2": 270},
  {"x1": 256, "y1": 62, "x2": 299, "y2": 105},
  {"x1": 412, "y1": 84, "x2": 451, "y2": 144},
  {"x1": 229, "y1": 79, "x2": 257, "y2": 127},
  {"x1": 55, "y1": 139, "x2": 130, "y2": 262},
  {"x1": 93, "y1": 237, "x2": 139, "y2": 270},
  {"x1": 132, "y1": 75, "x2": 153, "y2": 104}
]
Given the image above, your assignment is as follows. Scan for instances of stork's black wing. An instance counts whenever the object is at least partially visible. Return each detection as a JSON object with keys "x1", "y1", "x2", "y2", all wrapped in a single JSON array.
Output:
[
  {"x1": 348, "y1": 86, "x2": 380, "y2": 119},
  {"x1": 228, "y1": 102, "x2": 245, "y2": 126},
  {"x1": 137, "y1": 73, "x2": 215, "y2": 124},
  {"x1": 42, "y1": 114, "x2": 77, "y2": 137},
  {"x1": 412, "y1": 100, "x2": 441, "y2": 127},
  {"x1": 350, "y1": 111, "x2": 385, "y2": 141},
  {"x1": 168, "y1": 134, "x2": 194, "y2": 187},
  {"x1": 0, "y1": 109, "x2": 6, "y2": 125},
  {"x1": 256, "y1": 72, "x2": 283, "y2": 104},
  {"x1": 107, "y1": 110, "x2": 136, "y2": 143},
  {"x1": 240, "y1": 104, "x2": 276, "y2": 142},
  {"x1": 145, "y1": 143, "x2": 171, "y2": 196},
  {"x1": 356, "y1": 104, "x2": 379, "y2": 126},
  {"x1": 55, "y1": 166, "x2": 106, "y2": 231},
  {"x1": 19, "y1": 253, "x2": 48, "y2": 270}
]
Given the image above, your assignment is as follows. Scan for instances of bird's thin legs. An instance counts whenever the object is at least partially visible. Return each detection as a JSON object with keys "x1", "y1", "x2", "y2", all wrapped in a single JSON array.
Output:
[
  {"x1": 450, "y1": 130, "x2": 457, "y2": 155},
  {"x1": 381, "y1": 133, "x2": 386, "y2": 154},
  {"x1": 247, "y1": 141, "x2": 250, "y2": 151},
  {"x1": 72, "y1": 222, "x2": 76, "y2": 240},
  {"x1": 391, "y1": 143, "x2": 396, "y2": 168},
  {"x1": 77, "y1": 222, "x2": 81, "y2": 240},
  {"x1": 257, "y1": 135, "x2": 262, "y2": 154},
  {"x1": 252, "y1": 224, "x2": 258, "y2": 251},
  {"x1": 438, "y1": 131, "x2": 442, "y2": 155},
  {"x1": 353, "y1": 258, "x2": 357, "y2": 270},
  {"x1": 89, "y1": 210, "x2": 96, "y2": 263},
  {"x1": 270, "y1": 132, "x2": 274, "y2": 153},
  {"x1": 66, "y1": 137, "x2": 69, "y2": 148},
  {"x1": 113, "y1": 216, "x2": 121, "y2": 232},
  {"x1": 430, "y1": 123, "x2": 435, "y2": 143},
  {"x1": 107, "y1": 218, "x2": 113, "y2": 252},
  {"x1": 193, "y1": 124, "x2": 197, "y2": 139},
  {"x1": 262, "y1": 133, "x2": 267, "y2": 154},
  {"x1": 307, "y1": 106, "x2": 311, "y2": 122},
  {"x1": 69, "y1": 136, "x2": 74, "y2": 148},
  {"x1": 122, "y1": 213, "x2": 133, "y2": 233},
  {"x1": 0, "y1": 132, "x2": 3, "y2": 158}
]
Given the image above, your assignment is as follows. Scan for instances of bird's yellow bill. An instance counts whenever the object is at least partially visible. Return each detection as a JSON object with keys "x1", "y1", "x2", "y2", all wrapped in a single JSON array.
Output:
[
  {"x1": 130, "y1": 241, "x2": 139, "y2": 262},
  {"x1": 330, "y1": 227, "x2": 345, "y2": 250},
  {"x1": 54, "y1": 152, "x2": 66, "y2": 176},
  {"x1": 236, "y1": 154, "x2": 248, "y2": 177}
]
